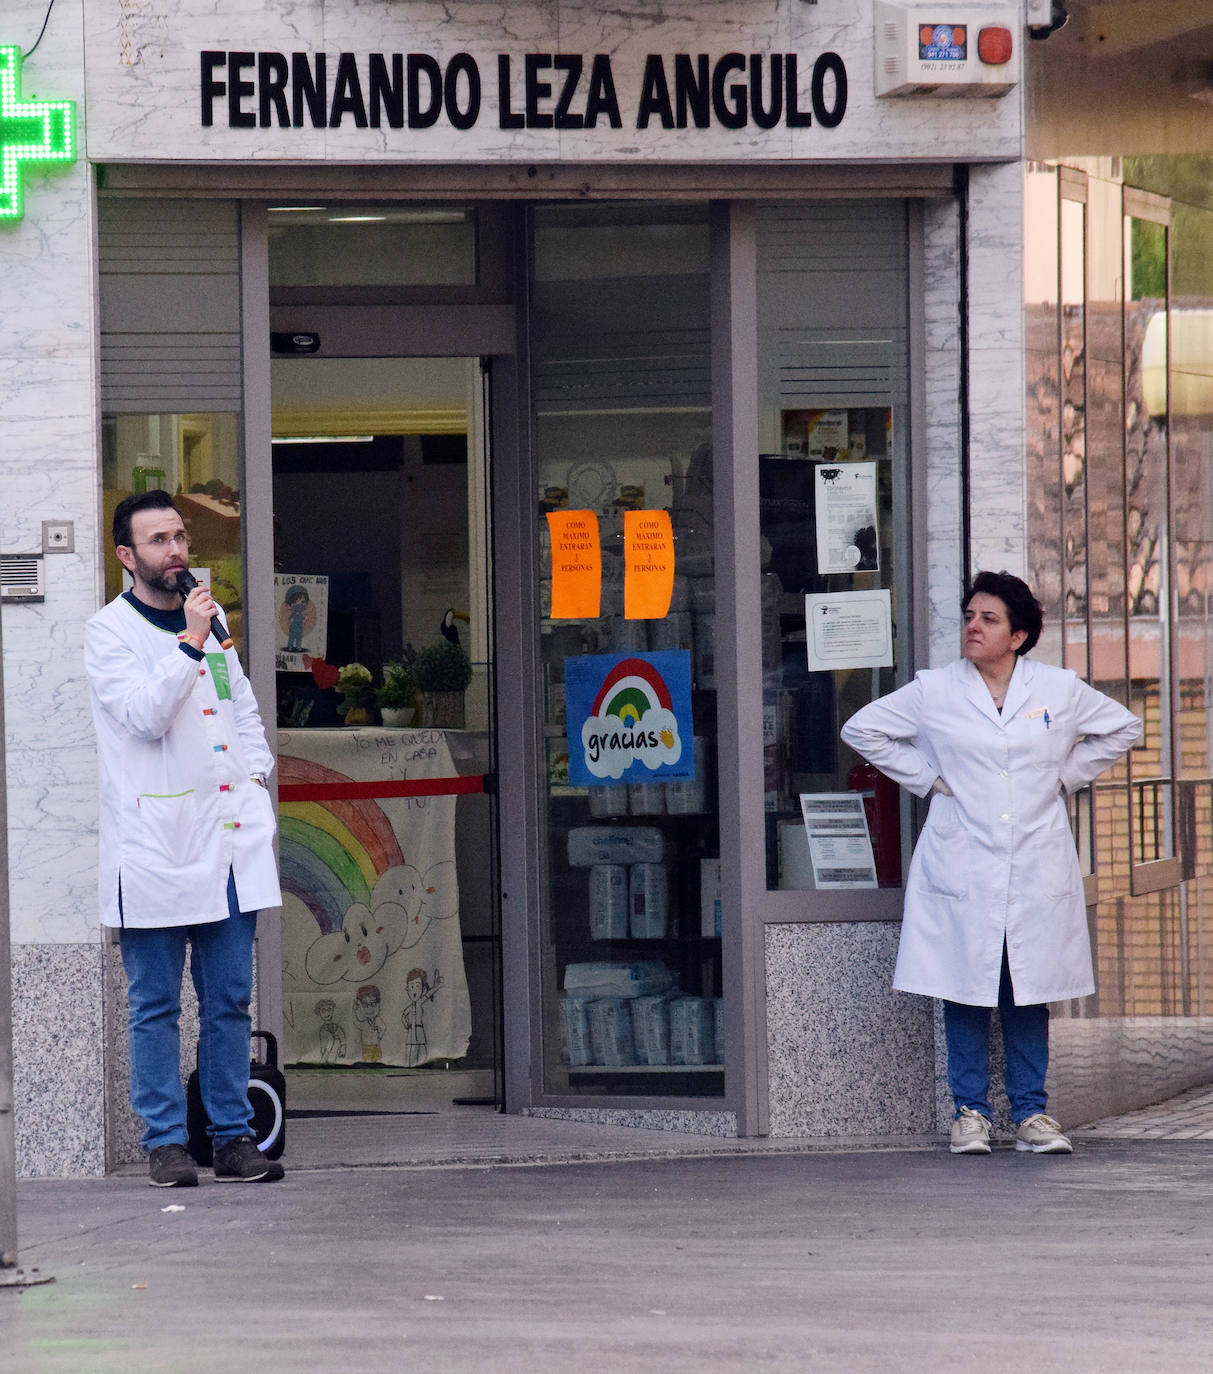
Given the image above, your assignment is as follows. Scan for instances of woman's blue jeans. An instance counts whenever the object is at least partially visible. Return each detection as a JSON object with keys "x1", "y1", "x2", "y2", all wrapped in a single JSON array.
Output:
[
  {"x1": 943, "y1": 947, "x2": 1050, "y2": 1125},
  {"x1": 119, "y1": 871, "x2": 256, "y2": 1153}
]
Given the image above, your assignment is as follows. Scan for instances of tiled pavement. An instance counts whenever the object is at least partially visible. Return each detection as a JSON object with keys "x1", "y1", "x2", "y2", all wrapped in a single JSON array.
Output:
[
  {"x1": 1073, "y1": 1081, "x2": 1213, "y2": 1140},
  {"x1": 271, "y1": 1081, "x2": 1213, "y2": 1171},
  {"x1": 108, "y1": 1072, "x2": 1213, "y2": 1176}
]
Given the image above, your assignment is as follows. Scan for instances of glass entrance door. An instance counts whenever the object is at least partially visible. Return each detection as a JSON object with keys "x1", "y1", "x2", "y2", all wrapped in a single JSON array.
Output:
[{"x1": 269, "y1": 353, "x2": 500, "y2": 1116}]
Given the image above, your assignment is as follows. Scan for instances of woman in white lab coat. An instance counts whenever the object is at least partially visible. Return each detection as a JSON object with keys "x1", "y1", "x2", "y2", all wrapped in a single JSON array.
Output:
[{"x1": 840, "y1": 571, "x2": 1140, "y2": 1156}]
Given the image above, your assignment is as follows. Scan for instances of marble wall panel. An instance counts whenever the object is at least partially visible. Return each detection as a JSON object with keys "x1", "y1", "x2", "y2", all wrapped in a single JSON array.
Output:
[
  {"x1": 966, "y1": 162, "x2": 1028, "y2": 579},
  {"x1": 787, "y1": 3, "x2": 1019, "y2": 164},
  {"x1": 83, "y1": 0, "x2": 328, "y2": 161},
  {"x1": 923, "y1": 196, "x2": 964, "y2": 667},
  {"x1": 765, "y1": 923, "x2": 936, "y2": 1137},
  {"x1": 11, "y1": 943, "x2": 107, "y2": 1176},
  {"x1": 526, "y1": 1107, "x2": 738, "y2": 1137},
  {"x1": 2, "y1": 2, "x2": 105, "y2": 950},
  {"x1": 83, "y1": 0, "x2": 1023, "y2": 165}
]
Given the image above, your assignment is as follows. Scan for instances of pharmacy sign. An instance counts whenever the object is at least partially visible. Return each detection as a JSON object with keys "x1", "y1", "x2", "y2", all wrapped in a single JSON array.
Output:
[{"x1": 0, "y1": 46, "x2": 76, "y2": 221}]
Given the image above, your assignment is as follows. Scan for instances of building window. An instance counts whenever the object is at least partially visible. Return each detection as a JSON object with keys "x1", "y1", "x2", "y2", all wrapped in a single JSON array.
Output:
[
  {"x1": 530, "y1": 204, "x2": 723, "y2": 1098},
  {"x1": 757, "y1": 201, "x2": 912, "y2": 894}
]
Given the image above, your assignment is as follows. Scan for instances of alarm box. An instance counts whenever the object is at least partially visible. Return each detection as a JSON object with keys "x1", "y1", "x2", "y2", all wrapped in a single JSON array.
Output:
[{"x1": 875, "y1": 3, "x2": 1019, "y2": 98}]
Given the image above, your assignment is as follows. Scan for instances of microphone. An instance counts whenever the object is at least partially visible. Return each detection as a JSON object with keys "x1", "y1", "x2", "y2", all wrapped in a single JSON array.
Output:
[{"x1": 177, "y1": 570, "x2": 234, "y2": 650}]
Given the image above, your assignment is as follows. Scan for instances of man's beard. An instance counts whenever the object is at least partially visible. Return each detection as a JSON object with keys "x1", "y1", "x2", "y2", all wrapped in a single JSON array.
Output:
[{"x1": 134, "y1": 553, "x2": 187, "y2": 598}]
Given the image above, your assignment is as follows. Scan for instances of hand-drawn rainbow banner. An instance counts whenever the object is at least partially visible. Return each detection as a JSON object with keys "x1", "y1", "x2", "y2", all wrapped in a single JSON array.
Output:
[
  {"x1": 565, "y1": 650, "x2": 694, "y2": 785},
  {"x1": 278, "y1": 755, "x2": 404, "y2": 934}
]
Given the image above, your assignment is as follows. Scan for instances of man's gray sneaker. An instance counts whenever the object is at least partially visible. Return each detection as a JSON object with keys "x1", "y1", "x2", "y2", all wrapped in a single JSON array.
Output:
[
  {"x1": 949, "y1": 1107, "x2": 992, "y2": 1155},
  {"x1": 1015, "y1": 1113, "x2": 1073, "y2": 1154},
  {"x1": 213, "y1": 1135, "x2": 285, "y2": 1182},
  {"x1": 148, "y1": 1143, "x2": 198, "y2": 1187}
]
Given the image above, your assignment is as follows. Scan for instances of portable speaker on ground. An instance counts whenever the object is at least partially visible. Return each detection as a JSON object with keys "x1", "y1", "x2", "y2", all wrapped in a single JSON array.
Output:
[{"x1": 186, "y1": 1030, "x2": 286, "y2": 1165}]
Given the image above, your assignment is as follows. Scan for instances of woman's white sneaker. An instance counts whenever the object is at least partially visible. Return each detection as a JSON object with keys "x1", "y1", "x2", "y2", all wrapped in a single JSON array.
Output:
[
  {"x1": 1015, "y1": 1113, "x2": 1073, "y2": 1154},
  {"x1": 950, "y1": 1107, "x2": 992, "y2": 1154}
]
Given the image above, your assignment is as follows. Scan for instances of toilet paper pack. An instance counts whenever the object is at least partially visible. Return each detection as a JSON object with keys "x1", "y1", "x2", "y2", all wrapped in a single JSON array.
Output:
[
  {"x1": 632, "y1": 994, "x2": 673, "y2": 1065},
  {"x1": 669, "y1": 996, "x2": 714, "y2": 1065},
  {"x1": 559, "y1": 995, "x2": 594, "y2": 1066},
  {"x1": 587, "y1": 997, "x2": 637, "y2": 1066},
  {"x1": 568, "y1": 826, "x2": 664, "y2": 867},
  {"x1": 563, "y1": 961, "x2": 676, "y2": 1000},
  {"x1": 589, "y1": 864, "x2": 629, "y2": 940},
  {"x1": 629, "y1": 863, "x2": 669, "y2": 939}
]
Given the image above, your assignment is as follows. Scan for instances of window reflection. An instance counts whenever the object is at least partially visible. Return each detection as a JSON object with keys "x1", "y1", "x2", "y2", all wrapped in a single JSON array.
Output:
[
  {"x1": 757, "y1": 202, "x2": 910, "y2": 893},
  {"x1": 1125, "y1": 213, "x2": 1176, "y2": 867},
  {"x1": 101, "y1": 411, "x2": 244, "y2": 653},
  {"x1": 531, "y1": 204, "x2": 723, "y2": 1099}
]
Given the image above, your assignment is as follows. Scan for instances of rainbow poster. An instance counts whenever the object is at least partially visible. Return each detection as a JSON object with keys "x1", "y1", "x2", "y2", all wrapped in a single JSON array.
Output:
[
  {"x1": 565, "y1": 650, "x2": 694, "y2": 786},
  {"x1": 278, "y1": 727, "x2": 471, "y2": 1068}
]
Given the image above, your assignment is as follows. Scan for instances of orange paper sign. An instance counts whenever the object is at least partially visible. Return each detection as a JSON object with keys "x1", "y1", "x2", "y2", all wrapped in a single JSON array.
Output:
[
  {"x1": 624, "y1": 509, "x2": 675, "y2": 619},
  {"x1": 546, "y1": 510, "x2": 601, "y2": 619}
]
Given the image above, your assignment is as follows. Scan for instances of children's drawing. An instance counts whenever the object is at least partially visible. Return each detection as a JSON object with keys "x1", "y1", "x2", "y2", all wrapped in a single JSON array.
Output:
[
  {"x1": 274, "y1": 574, "x2": 328, "y2": 671},
  {"x1": 279, "y1": 732, "x2": 472, "y2": 1067},
  {"x1": 401, "y1": 967, "x2": 445, "y2": 1067},
  {"x1": 352, "y1": 984, "x2": 386, "y2": 1062},
  {"x1": 314, "y1": 998, "x2": 347, "y2": 1064}
]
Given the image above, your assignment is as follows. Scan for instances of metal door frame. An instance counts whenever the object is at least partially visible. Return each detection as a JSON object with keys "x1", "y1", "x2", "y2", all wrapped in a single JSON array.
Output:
[{"x1": 240, "y1": 202, "x2": 520, "y2": 1100}]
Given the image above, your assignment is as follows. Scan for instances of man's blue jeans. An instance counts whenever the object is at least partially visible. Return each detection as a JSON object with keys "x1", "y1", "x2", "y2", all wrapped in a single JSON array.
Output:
[
  {"x1": 119, "y1": 871, "x2": 256, "y2": 1153},
  {"x1": 943, "y1": 947, "x2": 1049, "y2": 1125}
]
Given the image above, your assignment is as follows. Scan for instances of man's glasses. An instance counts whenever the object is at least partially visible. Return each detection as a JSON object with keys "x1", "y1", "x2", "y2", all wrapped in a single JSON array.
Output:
[{"x1": 130, "y1": 532, "x2": 191, "y2": 550}]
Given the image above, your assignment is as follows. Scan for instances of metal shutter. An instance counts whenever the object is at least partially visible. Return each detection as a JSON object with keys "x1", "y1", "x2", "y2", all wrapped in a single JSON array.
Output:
[{"x1": 98, "y1": 199, "x2": 242, "y2": 412}]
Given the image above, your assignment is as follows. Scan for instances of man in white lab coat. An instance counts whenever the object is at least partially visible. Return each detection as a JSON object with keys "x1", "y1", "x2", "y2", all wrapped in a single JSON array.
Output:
[
  {"x1": 841, "y1": 571, "x2": 1140, "y2": 1156},
  {"x1": 85, "y1": 490, "x2": 284, "y2": 1186}
]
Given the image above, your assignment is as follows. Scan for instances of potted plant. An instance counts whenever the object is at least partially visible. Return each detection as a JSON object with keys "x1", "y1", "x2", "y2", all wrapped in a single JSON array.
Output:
[
  {"x1": 376, "y1": 660, "x2": 419, "y2": 728},
  {"x1": 334, "y1": 662, "x2": 374, "y2": 726},
  {"x1": 413, "y1": 639, "x2": 473, "y2": 728}
]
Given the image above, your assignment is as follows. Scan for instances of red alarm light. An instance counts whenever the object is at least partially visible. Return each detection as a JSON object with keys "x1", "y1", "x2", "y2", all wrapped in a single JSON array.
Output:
[{"x1": 978, "y1": 25, "x2": 1013, "y2": 65}]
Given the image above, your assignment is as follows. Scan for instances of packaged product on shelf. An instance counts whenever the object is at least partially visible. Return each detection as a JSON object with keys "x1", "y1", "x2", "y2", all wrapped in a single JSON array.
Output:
[
  {"x1": 632, "y1": 993, "x2": 673, "y2": 1065},
  {"x1": 762, "y1": 695, "x2": 784, "y2": 813},
  {"x1": 693, "y1": 613, "x2": 715, "y2": 689},
  {"x1": 567, "y1": 826, "x2": 664, "y2": 867},
  {"x1": 546, "y1": 678, "x2": 567, "y2": 727},
  {"x1": 669, "y1": 995, "x2": 714, "y2": 1065},
  {"x1": 666, "y1": 736, "x2": 708, "y2": 813},
  {"x1": 712, "y1": 997, "x2": 725, "y2": 1065},
  {"x1": 588, "y1": 784, "x2": 629, "y2": 817},
  {"x1": 588, "y1": 864, "x2": 629, "y2": 940},
  {"x1": 629, "y1": 863, "x2": 669, "y2": 939},
  {"x1": 700, "y1": 857, "x2": 722, "y2": 937},
  {"x1": 627, "y1": 782, "x2": 665, "y2": 815},
  {"x1": 806, "y1": 409, "x2": 849, "y2": 461},
  {"x1": 587, "y1": 997, "x2": 637, "y2": 1066},
  {"x1": 563, "y1": 960, "x2": 676, "y2": 1000},
  {"x1": 761, "y1": 571, "x2": 783, "y2": 671},
  {"x1": 559, "y1": 994, "x2": 594, "y2": 1066}
]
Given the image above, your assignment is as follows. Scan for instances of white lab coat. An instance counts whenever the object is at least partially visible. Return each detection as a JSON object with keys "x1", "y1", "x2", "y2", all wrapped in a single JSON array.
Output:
[
  {"x1": 840, "y1": 656, "x2": 1141, "y2": 1006},
  {"x1": 85, "y1": 595, "x2": 282, "y2": 929}
]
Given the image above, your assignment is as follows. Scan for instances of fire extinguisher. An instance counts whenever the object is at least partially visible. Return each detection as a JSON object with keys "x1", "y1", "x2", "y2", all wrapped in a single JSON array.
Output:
[{"x1": 847, "y1": 761, "x2": 902, "y2": 887}]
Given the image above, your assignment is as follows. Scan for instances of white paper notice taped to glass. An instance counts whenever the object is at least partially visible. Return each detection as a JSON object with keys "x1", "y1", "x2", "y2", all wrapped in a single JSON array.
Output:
[
  {"x1": 799, "y1": 793, "x2": 878, "y2": 889},
  {"x1": 815, "y1": 461, "x2": 879, "y2": 573},
  {"x1": 804, "y1": 590, "x2": 893, "y2": 671}
]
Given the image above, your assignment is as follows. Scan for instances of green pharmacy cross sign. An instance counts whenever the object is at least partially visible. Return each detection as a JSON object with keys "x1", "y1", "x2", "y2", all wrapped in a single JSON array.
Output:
[{"x1": 0, "y1": 45, "x2": 76, "y2": 221}]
